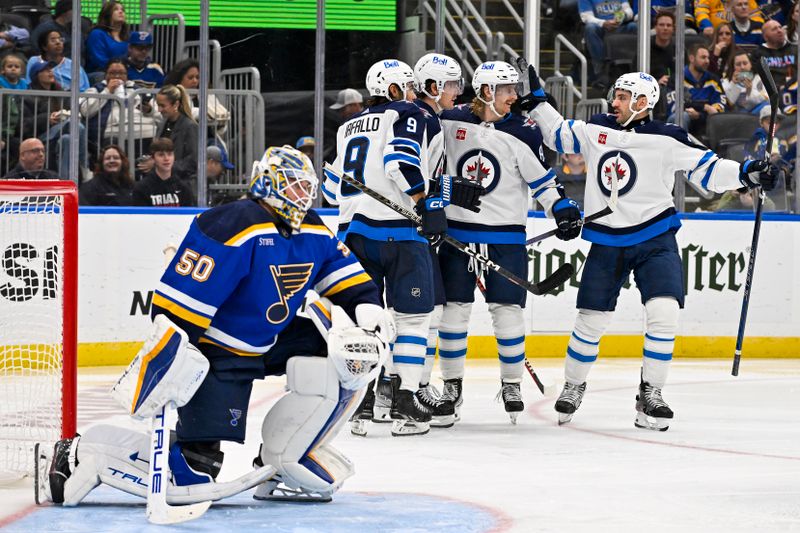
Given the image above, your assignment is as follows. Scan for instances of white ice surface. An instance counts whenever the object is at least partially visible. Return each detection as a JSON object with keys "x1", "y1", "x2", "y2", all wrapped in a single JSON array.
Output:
[{"x1": 1, "y1": 359, "x2": 799, "y2": 532}]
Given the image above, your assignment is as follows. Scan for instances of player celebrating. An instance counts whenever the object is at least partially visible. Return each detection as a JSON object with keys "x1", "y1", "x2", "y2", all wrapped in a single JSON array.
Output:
[
  {"x1": 519, "y1": 69, "x2": 780, "y2": 430},
  {"x1": 37, "y1": 146, "x2": 392, "y2": 507},
  {"x1": 411, "y1": 52, "x2": 484, "y2": 428},
  {"x1": 437, "y1": 61, "x2": 582, "y2": 424}
]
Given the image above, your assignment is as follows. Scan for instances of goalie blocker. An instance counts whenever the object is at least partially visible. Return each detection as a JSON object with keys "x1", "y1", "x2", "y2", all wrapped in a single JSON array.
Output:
[{"x1": 36, "y1": 302, "x2": 389, "y2": 507}]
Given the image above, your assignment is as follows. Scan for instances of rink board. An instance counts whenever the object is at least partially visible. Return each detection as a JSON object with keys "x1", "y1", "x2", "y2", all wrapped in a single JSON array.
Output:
[{"x1": 24, "y1": 208, "x2": 800, "y2": 365}]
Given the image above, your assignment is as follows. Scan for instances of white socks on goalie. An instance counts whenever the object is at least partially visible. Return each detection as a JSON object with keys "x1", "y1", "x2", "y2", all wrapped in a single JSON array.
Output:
[{"x1": 564, "y1": 297, "x2": 679, "y2": 388}]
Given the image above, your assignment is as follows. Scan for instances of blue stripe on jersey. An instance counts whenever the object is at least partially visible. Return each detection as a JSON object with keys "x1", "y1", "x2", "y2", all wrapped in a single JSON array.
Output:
[
  {"x1": 321, "y1": 181, "x2": 336, "y2": 202},
  {"x1": 446, "y1": 226, "x2": 525, "y2": 245},
  {"x1": 389, "y1": 138, "x2": 421, "y2": 155},
  {"x1": 497, "y1": 336, "x2": 525, "y2": 346},
  {"x1": 568, "y1": 120, "x2": 581, "y2": 152},
  {"x1": 567, "y1": 346, "x2": 597, "y2": 363},
  {"x1": 643, "y1": 348, "x2": 672, "y2": 361},
  {"x1": 404, "y1": 180, "x2": 425, "y2": 195},
  {"x1": 529, "y1": 170, "x2": 556, "y2": 190},
  {"x1": 347, "y1": 219, "x2": 428, "y2": 243},
  {"x1": 572, "y1": 332, "x2": 600, "y2": 346},
  {"x1": 688, "y1": 150, "x2": 714, "y2": 180},
  {"x1": 583, "y1": 214, "x2": 682, "y2": 246},
  {"x1": 645, "y1": 333, "x2": 674, "y2": 342},
  {"x1": 700, "y1": 160, "x2": 718, "y2": 190},
  {"x1": 533, "y1": 186, "x2": 551, "y2": 199},
  {"x1": 322, "y1": 168, "x2": 340, "y2": 184},
  {"x1": 384, "y1": 152, "x2": 421, "y2": 167},
  {"x1": 439, "y1": 331, "x2": 468, "y2": 340},
  {"x1": 555, "y1": 124, "x2": 564, "y2": 153}
]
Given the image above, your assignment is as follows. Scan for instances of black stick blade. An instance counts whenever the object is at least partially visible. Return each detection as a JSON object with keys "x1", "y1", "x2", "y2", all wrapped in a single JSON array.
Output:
[{"x1": 533, "y1": 263, "x2": 574, "y2": 295}]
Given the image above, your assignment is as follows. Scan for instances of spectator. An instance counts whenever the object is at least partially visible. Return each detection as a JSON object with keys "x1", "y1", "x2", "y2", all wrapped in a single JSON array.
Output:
[
  {"x1": 746, "y1": 105, "x2": 789, "y2": 160},
  {"x1": 132, "y1": 137, "x2": 195, "y2": 207},
  {"x1": 0, "y1": 25, "x2": 29, "y2": 53},
  {"x1": 708, "y1": 22, "x2": 735, "y2": 78},
  {"x1": 22, "y1": 59, "x2": 87, "y2": 179},
  {"x1": 79, "y1": 144, "x2": 133, "y2": 205},
  {"x1": 781, "y1": 79, "x2": 797, "y2": 113},
  {"x1": 329, "y1": 88, "x2": 364, "y2": 121},
  {"x1": 695, "y1": 0, "x2": 763, "y2": 37},
  {"x1": 126, "y1": 31, "x2": 164, "y2": 90},
  {"x1": 579, "y1": 0, "x2": 637, "y2": 85},
  {"x1": 722, "y1": 49, "x2": 768, "y2": 113},
  {"x1": 29, "y1": 0, "x2": 84, "y2": 60},
  {"x1": 713, "y1": 188, "x2": 776, "y2": 210},
  {"x1": 79, "y1": 58, "x2": 160, "y2": 159},
  {"x1": 0, "y1": 53, "x2": 28, "y2": 90},
  {"x1": 752, "y1": 20, "x2": 797, "y2": 84},
  {"x1": 26, "y1": 30, "x2": 90, "y2": 91},
  {"x1": 647, "y1": 1, "x2": 698, "y2": 32},
  {"x1": 137, "y1": 85, "x2": 198, "y2": 183},
  {"x1": 730, "y1": 0, "x2": 764, "y2": 46},
  {"x1": 86, "y1": 0, "x2": 130, "y2": 74},
  {"x1": 787, "y1": 0, "x2": 799, "y2": 43},
  {"x1": 554, "y1": 152, "x2": 587, "y2": 203},
  {"x1": 206, "y1": 144, "x2": 239, "y2": 206},
  {"x1": 295, "y1": 136, "x2": 315, "y2": 159},
  {"x1": 651, "y1": 12, "x2": 676, "y2": 87},
  {"x1": 164, "y1": 58, "x2": 229, "y2": 142},
  {"x1": 668, "y1": 44, "x2": 725, "y2": 136},
  {"x1": 3, "y1": 138, "x2": 60, "y2": 180}
]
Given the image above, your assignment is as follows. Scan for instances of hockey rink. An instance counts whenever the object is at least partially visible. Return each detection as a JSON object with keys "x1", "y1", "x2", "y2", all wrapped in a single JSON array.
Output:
[{"x1": 1, "y1": 358, "x2": 799, "y2": 532}]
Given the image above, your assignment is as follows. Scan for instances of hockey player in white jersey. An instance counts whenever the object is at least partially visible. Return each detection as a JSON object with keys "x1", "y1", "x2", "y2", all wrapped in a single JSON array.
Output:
[
  {"x1": 519, "y1": 68, "x2": 781, "y2": 430},
  {"x1": 410, "y1": 53, "x2": 484, "y2": 428},
  {"x1": 437, "y1": 61, "x2": 582, "y2": 423},
  {"x1": 322, "y1": 59, "x2": 481, "y2": 436}
]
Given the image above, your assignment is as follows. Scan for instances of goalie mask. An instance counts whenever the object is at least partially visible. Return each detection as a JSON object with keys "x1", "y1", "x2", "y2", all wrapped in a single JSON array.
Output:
[
  {"x1": 249, "y1": 145, "x2": 319, "y2": 230},
  {"x1": 366, "y1": 59, "x2": 415, "y2": 101}
]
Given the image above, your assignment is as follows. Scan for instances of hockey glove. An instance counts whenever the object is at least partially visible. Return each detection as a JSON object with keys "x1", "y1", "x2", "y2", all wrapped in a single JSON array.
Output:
[
  {"x1": 415, "y1": 194, "x2": 448, "y2": 246},
  {"x1": 516, "y1": 65, "x2": 549, "y2": 112},
  {"x1": 438, "y1": 174, "x2": 485, "y2": 212},
  {"x1": 739, "y1": 159, "x2": 781, "y2": 191},
  {"x1": 552, "y1": 197, "x2": 582, "y2": 241}
]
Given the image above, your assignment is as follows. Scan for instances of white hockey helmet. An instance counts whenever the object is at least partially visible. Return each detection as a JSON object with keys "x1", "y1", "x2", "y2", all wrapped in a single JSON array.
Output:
[
  {"x1": 366, "y1": 59, "x2": 415, "y2": 100},
  {"x1": 471, "y1": 61, "x2": 520, "y2": 101},
  {"x1": 613, "y1": 72, "x2": 660, "y2": 110},
  {"x1": 249, "y1": 145, "x2": 318, "y2": 230},
  {"x1": 413, "y1": 53, "x2": 464, "y2": 97}
]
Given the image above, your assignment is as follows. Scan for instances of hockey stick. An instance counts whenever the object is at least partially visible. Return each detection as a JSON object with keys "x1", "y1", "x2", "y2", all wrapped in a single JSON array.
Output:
[
  {"x1": 732, "y1": 57, "x2": 777, "y2": 377},
  {"x1": 473, "y1": 274, "x2": 556, "y2": 396},
  {"x1": 147, "y1": 404, "x2": 211, "y2": 524},
  {"x1": 324, "y1": 164, "x2": 574, "y2": 295}
]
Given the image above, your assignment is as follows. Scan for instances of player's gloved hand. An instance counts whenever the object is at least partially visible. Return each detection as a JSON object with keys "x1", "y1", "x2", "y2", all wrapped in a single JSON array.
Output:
[
  {"x1": 438, "y1": 174, "x2": 485, "y2": 212},
  {"x1": 516, "y1": 65, "x2": 549, "y2": 112},
  {"x1": 415, "y1": 193, "x2": 448, "y2": 246},
  {"x1": 552, "y1": 197, "x2": 582, "y2": 241},
  {"x1": 739, "y1": 159, "x2": 781, "y2": 191}
]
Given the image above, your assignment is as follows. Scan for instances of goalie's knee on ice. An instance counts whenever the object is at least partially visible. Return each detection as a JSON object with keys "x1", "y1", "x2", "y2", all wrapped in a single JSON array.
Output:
[{"x1": 260, "y1": 356, "x2": 357, "y2": 495}]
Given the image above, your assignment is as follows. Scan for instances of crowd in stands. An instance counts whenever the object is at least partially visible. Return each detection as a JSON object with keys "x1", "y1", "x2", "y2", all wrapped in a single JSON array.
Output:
[{"x1": 0, "y1": 0, "x2": 239, "y2": 209}]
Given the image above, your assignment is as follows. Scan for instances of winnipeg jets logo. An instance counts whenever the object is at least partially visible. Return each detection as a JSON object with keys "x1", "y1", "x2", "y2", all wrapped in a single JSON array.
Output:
[
  {"x1": 266, "y1": 263, "x2": 314, "y2": 324},
  {"x1": 456, "y1": 149, "x2": 502, "y2": 194},
  {"x1": 596, "y1": 151, "x2": 637, "y2": 197}
]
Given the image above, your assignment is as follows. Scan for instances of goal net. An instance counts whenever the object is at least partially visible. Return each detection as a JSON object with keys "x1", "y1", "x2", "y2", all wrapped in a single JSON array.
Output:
[{"x1": 0, "y1": 181, "x2": 77, "y2": 481}]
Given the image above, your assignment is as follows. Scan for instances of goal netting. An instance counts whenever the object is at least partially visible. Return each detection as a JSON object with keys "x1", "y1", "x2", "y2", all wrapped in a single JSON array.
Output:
[{"x1": 0, "y1": 181, "x2": 77, "y2": 481}]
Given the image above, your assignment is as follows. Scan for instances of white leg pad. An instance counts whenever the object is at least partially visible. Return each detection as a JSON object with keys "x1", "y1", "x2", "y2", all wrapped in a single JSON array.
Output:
[
  {"x1": 642, "y1": 297, "x2": 679, "y2": 388},
  {"x1": 438, "y1": 302, "x2": 472, "y2": 380},
  {"x1": 421, "y1": 305, "x2": 443, "y2": 385},
  {"x1": 392, "y1": 312, "x2": 431, "y2": 391},
  {"x1": 260, "y1": 356, "x2": 359, "y2": 497},
  {"x1": 488, "y1": 303, "x2": 526, "y2": 382},
  {"x1": 565, "y1": 309, "x2": 613, "y2": 385}
]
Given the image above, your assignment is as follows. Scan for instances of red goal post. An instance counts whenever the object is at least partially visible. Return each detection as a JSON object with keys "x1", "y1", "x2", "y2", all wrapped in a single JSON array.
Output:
[{"x1": 0, "y1": 180, "x2": 77, "y2": 479}]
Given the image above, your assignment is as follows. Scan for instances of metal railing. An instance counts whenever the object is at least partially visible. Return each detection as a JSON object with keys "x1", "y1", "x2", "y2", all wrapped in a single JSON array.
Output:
[
  {"x1": 221, "y1": 67, "x2": 262, "y2": 93},
  {"x1": 182, "y1": 40, "x2": 223, "y2": 88},
  {"x1": 553, "y1": 34, "x2": 587, "y2": 101},
  {"x1": 575, "y1": 98, "x2": 608, "y2": 121},
  {"x1": 146, "y1": 13, "x2": 185, "y2": 75},
  {"x1": 544, "y1": 75, "x2": 575, "y2": 119}
]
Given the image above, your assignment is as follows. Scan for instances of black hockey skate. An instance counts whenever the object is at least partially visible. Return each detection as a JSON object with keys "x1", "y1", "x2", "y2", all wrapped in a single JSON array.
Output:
[
  {"x1": 497, "y1": 381, "x2": 524, "y2": 424},
  {"x1": 555, "y1": 381, "x2": 587, "y2": 425},
  {"x1": 373, "y1": 372, "x2": 397, "y2": 423},
  {"x1": 35, "y1": 436, "x2": 78, "y2": 505},
  {"x1": 350, "y1": 381, "x2": 376, "y2": 437},
  {"x1": 441, "y1": 378, "x2": 463, "y2": 421},
  {"x1": 390, "y1": 388, "x2": 432, "y2": 436},
  {"x1": 416, "y1": 384, "x2": 455, "y2": 428},
  {"x1": 635, "y1": 380, "x2": 673, "y2": 431}
]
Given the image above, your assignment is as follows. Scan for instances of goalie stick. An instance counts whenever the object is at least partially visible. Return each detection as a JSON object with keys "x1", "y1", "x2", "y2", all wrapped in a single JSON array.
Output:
[
  {"x1": 324, "y1": 164, "x2": 574, "y2": 296},
  {"x1": 732, "y1": 57, "x2": 778, "y2": 377}
]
